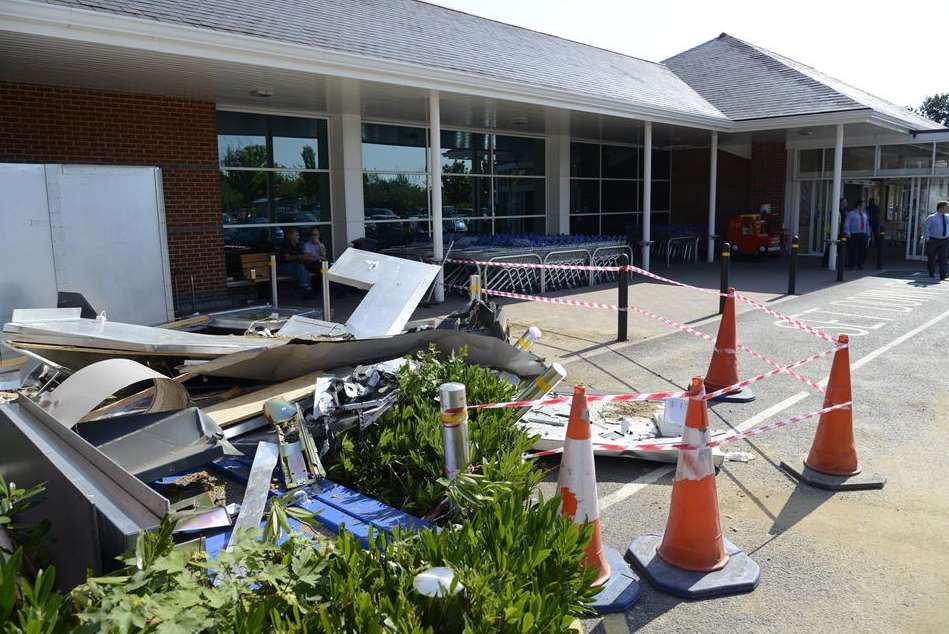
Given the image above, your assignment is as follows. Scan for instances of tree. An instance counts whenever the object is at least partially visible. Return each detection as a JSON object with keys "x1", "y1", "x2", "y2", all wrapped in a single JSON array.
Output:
[{"x1": 918, "y1": 93, "x2": 949, "y2": 126}]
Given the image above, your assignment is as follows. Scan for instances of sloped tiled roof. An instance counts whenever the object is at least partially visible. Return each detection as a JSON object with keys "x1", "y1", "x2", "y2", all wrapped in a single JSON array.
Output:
[
  {"x1": 34, "y1": 0, "x2": 728, "y2": 123},
  {"x1": 664, "y1": 33, "x2": 941, "y2": 130}
]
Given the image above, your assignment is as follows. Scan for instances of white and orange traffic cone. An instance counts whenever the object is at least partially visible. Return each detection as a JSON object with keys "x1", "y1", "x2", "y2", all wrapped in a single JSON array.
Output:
[
  {"x1": 558, "y1": 385, "x2": 640, "y2": 613},
  {"x1": 626, "y1": 377, "x2": 760, "y2": 599},
  {"x1": 704, "y1": 288, "x2": 755, "y2": 403},
  {"x1": 781, "y1": 335, "x2": 885, "y2": 490}
]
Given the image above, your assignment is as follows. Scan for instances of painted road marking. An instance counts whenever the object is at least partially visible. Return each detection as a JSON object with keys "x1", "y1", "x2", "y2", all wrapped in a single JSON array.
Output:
[
  {"x1": 599, "y1": 465, "x2": 674, "y2": 511},
  {"x1": 607, "y1": 304, "x2": 949, "y2": 508},
  {"x1": 776, "y1": 279, "x2": 949, "y2": 335}
]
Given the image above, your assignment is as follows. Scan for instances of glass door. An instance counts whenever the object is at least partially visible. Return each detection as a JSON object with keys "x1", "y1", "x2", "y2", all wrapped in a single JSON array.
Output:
[
  {"x1": 905, "y1": 177, "x2": 928, "y2": 260},
  {"x1": 798, "y1": 180, "x2": 833, "y2": 254}
]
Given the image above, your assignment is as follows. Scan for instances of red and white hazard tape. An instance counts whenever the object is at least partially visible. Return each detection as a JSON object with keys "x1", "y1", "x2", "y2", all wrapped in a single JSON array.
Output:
[
  {"x1": 522, "y1": 401, "x2": 852, "y2": 459},
  {"x1": 478, "y1": 284, "x2": 835, "y2": 395},
  {"x1": 463, "y1": 389, "x2": 690, "y2": 413},
  {"x1": 480, "y1": 287, "x2": 624, "y2": 311},
  {"x1": 703, "y1": 345, "x2": 840, "y2": 399}
]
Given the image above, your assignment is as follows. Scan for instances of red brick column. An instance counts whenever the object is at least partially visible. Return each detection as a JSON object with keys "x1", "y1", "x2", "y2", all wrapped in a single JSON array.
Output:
[{"x1": 0, "y1": 82, "x2": 225, "y2": 311}]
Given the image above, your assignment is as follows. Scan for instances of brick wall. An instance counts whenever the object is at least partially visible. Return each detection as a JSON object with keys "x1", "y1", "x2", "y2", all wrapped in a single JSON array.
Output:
[
  {"x1": 671, "y1": 148, "x2": 751, "y2": 234},
  {"x1": 749, "y1": 138, "x2": 787, "y2": 215},
  {"x1": 0, "y1": 81, "x2": 225, "y2": 311}
]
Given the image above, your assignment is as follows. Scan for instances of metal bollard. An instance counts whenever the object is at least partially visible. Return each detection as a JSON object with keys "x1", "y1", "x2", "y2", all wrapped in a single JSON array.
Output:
[
  {"x1": 468, "y1": 274, "x2": 481, "y2": 302},
  {"x1": 512, "y1": 363, "x2": 567, "y2": 424},
  {"x1": 321, "y1": 260, "x2": 331, "y2": 320},
  {"x1": 836, "y1": 239, "x2": 846, "y2": 282},
  {"x1": 617, "y1": 253, "x2": 629, "y2": 342},
  {"x1": 719, "y1": 242, "x2": 731, "y2": 314},
  {"x1": 439, "y1": 383, "x2": 469, "y2": 479},
  {"x1": 877, "y1": 229, "x2": 885, "y2": 270},
  {"x1": 788, "y1": 235, "x2": 799, "y2": 295},
  {"x1": 513, "y1": 326, "x2": 542, "y2": 351},
  {"x1": 269, "y1": 255, "x2": 279, "y2": 308}
]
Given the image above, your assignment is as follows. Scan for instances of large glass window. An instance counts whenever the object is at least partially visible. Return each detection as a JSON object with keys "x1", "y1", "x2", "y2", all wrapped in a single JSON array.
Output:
[
  {"x1": 936, "y1": 143, "x2": 949, "y2": 172},
  {"x1": 880, "y1": 143, "x2": 933, "y2": 172},
  {"x1": 568, "y1": 142, "x2": 669, "y2": 235},
  {"x1": 217, "y1": 111, "x2": 331, "y2": 255},
  {"x1": 361, "y1": 124, "x2": 546, "y2": 246}
]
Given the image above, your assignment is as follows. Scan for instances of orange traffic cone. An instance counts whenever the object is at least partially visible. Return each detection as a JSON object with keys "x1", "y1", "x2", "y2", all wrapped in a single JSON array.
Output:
[
  {"x1": 558, "y1": 385, "x2": 642, "y2": 613},
  {"x1": 704, "y1": 288, "x2": 754, "y2": 403},
  {"x1": 626, "y1": 377, "x2": 760, "y2": 599},
  {"x1": 781, "y1": 335, "x2": 886, "y2": 490},
  {"x1": 657, "y1": 377, "x2": 728, "y2": 572},
  {"x1": 557, "y1": 384, "x2": 611, "y2": 586}
]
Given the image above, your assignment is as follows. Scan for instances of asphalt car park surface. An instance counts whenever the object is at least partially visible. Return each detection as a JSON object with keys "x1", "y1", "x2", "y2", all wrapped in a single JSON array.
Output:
[{"x1": 533, "y1": 271, "x2": 949, "y2": 632}]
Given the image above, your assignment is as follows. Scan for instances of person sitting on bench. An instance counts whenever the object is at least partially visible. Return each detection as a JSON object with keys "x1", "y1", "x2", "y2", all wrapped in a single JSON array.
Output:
[
  {"x1": 303, "y1": 227, "x2": 328, "y2": 273},
  {"x1": 277, "y1": 228, "x2": 313, "y2": 296}
]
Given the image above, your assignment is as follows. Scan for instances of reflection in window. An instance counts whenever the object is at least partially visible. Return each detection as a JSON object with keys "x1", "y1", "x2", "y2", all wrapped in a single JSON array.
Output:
[
  {"x1": 270, "y1": 116, "x2": 327, "y2": 169},
  {"x1": 494, "y1": 135, "x2": 545, "y2": 176},
  {"x1": 443, "y1": 175, "x2": 490, "y2": 217},
  {"x1": 217, "y1": 111, "x2": 331, "y2": 251},
  {"x1": 441, "y1": 131, "x2": 488, "y2": 175},
  {"x1": 363, "y1": 174, "x2": 429, "y2": 220},
  {"x1": 221, "y1": 170, "x2": 269, "y2": 224},
  {"x1": 273, "y1": 172, "x2": 331, "y2": 223},
  {"x1": 495, "y1": 178, "x2": 545, "y2": 216},
  {"x1": 935, "y1": 143, "x2": 949, "y2": 171},
  {"x1": 880, "y1": 143, "x2": 933, "y2": 171},
  {"x1": 362, "y1": 123, "x2": 427, "y2": 173}
]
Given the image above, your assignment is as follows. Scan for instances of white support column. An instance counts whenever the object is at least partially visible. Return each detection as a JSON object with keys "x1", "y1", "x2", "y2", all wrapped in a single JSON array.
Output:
[
  {"x1": 429, "y1": 90, "x2": 445, "y2": 303},
  {"x1": 340, "y1": 113, "x2": 365, "y2": 246},
  {"x1": 642, "y1": 122, "x2": 652, "y2": 270},
  {"x1": 707, "y1": 131, "x2": 718, "y2": 263},
  {"x1": 828, "y1": 124, "x2": 844, "y2": 271}
]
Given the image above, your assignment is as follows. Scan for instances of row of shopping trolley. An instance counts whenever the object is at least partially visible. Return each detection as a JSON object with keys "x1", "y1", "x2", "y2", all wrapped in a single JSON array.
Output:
[{"x1": 439, "y1": 243, "x2": 632, "y2": 296}]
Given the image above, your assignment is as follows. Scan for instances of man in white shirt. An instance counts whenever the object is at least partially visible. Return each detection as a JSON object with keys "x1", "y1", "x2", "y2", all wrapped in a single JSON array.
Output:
[
  {"x1": 302, "y1": 227, "x2": 327, "y2": 271},
  {"x1": 843, "y1": 200, "x2": 871, "y2": 270},
  {"x1": 924, "y1": 201, "x2": 949, "y2": 280}
]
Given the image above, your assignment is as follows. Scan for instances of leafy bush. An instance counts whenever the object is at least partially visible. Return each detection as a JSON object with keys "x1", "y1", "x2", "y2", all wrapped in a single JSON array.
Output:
[
  {"x1": 3, "y1": 348, "x2": 598, "y2": 632},
  {"x1": 329, "y1": 347, "x2": 541, "y2": 517},
  {"x1": 69, "y1": 492, "x2": 595, "y2": 633}
]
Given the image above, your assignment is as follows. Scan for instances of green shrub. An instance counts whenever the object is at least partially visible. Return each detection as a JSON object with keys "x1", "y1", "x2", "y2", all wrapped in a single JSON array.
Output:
[
  {"x1": 328, "y1": 346, "x2": 541, "y2": 517},
  {"x1": 69, "y1": 492, "x2": 595, "y2": 633}
]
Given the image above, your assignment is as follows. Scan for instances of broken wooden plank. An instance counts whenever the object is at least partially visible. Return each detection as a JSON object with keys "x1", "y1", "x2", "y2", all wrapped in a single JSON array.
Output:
[{"x1": 203, "y1": 372, "x2": 320, "y2": 427}]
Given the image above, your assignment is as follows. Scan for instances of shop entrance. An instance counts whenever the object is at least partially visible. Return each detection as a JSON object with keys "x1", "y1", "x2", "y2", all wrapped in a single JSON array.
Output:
[{"x1": 796, "y1": 177, "x2": 949, "y2": 261}]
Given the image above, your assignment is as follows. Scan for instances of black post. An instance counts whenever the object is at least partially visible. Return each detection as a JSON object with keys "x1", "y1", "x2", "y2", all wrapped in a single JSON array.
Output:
[
  {"x1": 788, "y1": 235, "x2": 799, "y2": 295},
  {"x1": 617, "y1": 254, "x2": 629, "y2": 342},
  {"x1": 720, "y1": 242, "x2": 730, "y2": 314},
  {"x1": 876, "y1": 229, "x2": 885, "y2": 270},
  {"x1": 836, "y1": 238, "x2": 846, "y2": 282}
]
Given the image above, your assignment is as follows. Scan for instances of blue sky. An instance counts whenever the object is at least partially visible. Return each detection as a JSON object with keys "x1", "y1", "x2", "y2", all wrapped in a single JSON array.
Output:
[{"x1": 428, "y1": 0, "x2": 947, "y2": 109}]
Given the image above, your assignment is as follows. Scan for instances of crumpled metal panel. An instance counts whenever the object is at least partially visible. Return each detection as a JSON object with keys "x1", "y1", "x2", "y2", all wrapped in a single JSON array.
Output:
[
  {"x1": 183, "y1": 330, "x2": 547, "y2": 382},
  {"x1": 327, "y1": 249, "x2": 439, "y2": 338}
]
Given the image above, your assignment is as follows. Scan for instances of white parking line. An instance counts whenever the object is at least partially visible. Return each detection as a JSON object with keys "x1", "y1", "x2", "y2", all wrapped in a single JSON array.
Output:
[
  {"x1": 604, "y1": 305, "x2": 949, "y2": 507},
  {"x1": 599, "y1": 465, "x2": 673, "y2": 511}
]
